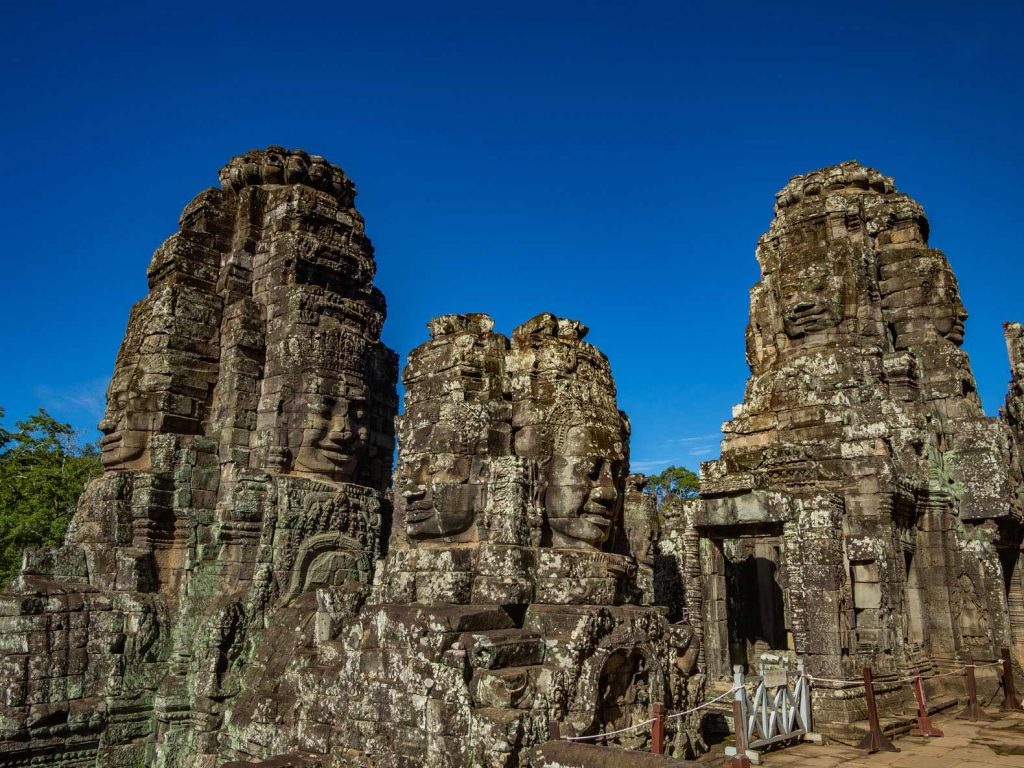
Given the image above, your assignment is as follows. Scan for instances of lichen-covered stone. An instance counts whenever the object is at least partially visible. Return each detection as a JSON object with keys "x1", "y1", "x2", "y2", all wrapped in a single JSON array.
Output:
[
  {"x1": 0, "y1": 152, "x2": 700, "y2": 767},
  {"x1": 217, "y1": 313, "x2": 703, "y2": 766},
  {"x1": 0, "y1": 147, "x2": 397, "y2": 767},
  {"x1": 11, "y1": 153, "x2": 1021, "y2": 762},
  {"x1": 671, "y1": 160, "x2": 1024, "y2": 725}
]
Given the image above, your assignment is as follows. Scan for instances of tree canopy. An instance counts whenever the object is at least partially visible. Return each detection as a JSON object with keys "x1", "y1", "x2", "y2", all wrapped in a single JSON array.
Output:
[
  {"x1": 0, "y1": 408, "x2": 101, "y2": 585},
  {"x1": 643, "y1": 464, "x2": 700, "y2": 508}
]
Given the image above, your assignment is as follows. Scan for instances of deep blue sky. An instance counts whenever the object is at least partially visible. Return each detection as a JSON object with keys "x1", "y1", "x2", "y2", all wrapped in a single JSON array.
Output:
[{"x1": 1, "y1": 2, "x2": 1022, "y2": 472}]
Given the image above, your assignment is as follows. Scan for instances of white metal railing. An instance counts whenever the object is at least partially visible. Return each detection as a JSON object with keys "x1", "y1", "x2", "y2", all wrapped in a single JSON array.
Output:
[{"x1": 724, "y1": 658, "x2": 820, "y2": 763}]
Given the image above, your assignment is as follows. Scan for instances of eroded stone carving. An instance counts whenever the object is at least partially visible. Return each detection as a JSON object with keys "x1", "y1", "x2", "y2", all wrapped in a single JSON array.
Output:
[
  {"x1": 234, "y1": 311, "x2": 706, "y2": 767},
  {"x1": 9, "y1": 152, "x2": 1023, "y2": 764},
  {"x1": 674, "y1": 160, "x2": 1024, "y2": 731},
  {"x1": 0, "y1": 147, "x2": 397, "y2": 768},
  {"x1": 0, "y1": 147, "x2": 702, "y2": 767}
]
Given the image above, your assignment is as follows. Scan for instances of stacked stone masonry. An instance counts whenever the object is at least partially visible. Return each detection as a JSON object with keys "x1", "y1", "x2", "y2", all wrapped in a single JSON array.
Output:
[
  {"x1": 679, "y1": 160, "x2": 1024, "y2": 728},
  {"x1": 0, "y1": 149, "x2": 701, "y2": 768},
  {"x1": 0, "y1": 151, "x2": 1021, "y2": 766}
]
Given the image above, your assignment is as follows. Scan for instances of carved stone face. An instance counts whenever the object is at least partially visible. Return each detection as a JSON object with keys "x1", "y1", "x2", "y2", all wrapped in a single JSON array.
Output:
[
  {"x1": 98, "y1": 375, "x2": 161, "y2": 470},
  {"x1": 778, "y1": 261, "x2": 844, "y2": 339},
  {"x1": 545, "y1": 424, "x2": 624, "y2": 550},
  {"x1": 97, "y1": 339, "x2": 167, "y2": 470},
  {"x1": 624, "y1": 476, "x2": 657, "y2": 568},
  {"x1": 284, "y1": 152, "x2": 309, "y2": 184},
  {"x1": 262, "y1": 147, "x2": 285, "y2": 184},
  {"x1": 309, "y1": 157, "x2": 332, "y2": 188},
  {"x1": 926, "y1": 263, "x2": 968, "y2": 345},
  {"x1": 881, "y1": 254, "x2": 968, "y2": 347},
  {"x1": 287, "y1": 394, "x2": 369, "y2": 483},
  {"x1": 401, "y1": 453, "x2": 484, "y2": 540}
]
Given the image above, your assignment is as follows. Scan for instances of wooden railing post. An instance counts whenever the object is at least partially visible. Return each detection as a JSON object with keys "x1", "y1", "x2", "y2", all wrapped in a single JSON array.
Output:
[
  {"x1": 722, "y1": 698, "x2": 752, "y2": 768},
  {"x1": 1000, "y1": 647, "x2": 1024, "y2": 712},
  {"x1": 651, "y1": 702, "x2": 665, "y2": 754},
  {"x1": 957, "y1": 653, "x2": 992, "y2": 722},
  {"x1": 723, "y1": 665, "x2": 751, "y2": 768},
  {"x1": 909, "y1": 670, "x2": 943, "y2": 737},
  {"x1": 856, "y1": 666, "x2": 899, "y2": 753}
]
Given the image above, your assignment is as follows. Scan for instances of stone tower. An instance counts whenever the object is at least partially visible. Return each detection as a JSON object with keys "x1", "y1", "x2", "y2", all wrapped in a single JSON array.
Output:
[
  {"x1": 216, "y1": 313, "x2": 704, "y2": 767},
  {"x1": 0, "y1": 148, "x2": 398, "y2": 767},
  {"x1": 680, "y1": 161, "x2": 1023, "y2": 724}
]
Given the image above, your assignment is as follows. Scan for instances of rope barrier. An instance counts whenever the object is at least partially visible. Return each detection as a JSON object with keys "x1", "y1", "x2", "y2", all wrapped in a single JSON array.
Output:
[
  {"x1": 560, "y1": 686, "x2": 741, "y2": 741},
  {"x1": 928, "y1": 669, "x2": 960, "y2": 678},
  {"x1": 807, "y1": 660, "x2": 1004, "y2": 688},
  {"x1": 560, "y1": 659, "x2": 1011, "y2": 744},
  {"x1": 666, "y1": 685, "x2": 742, "y2": 720},
  {"x1": 561, "y1": 718, "x2": 657, "y2": 741},
  {"x1": 806, "y1": 675, "x2": 863, "y2": 685}
]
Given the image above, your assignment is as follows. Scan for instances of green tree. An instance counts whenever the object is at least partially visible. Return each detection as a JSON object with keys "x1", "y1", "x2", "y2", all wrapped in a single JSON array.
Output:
[
  {"x1": 0, "y1": 408, "x2": 102, "y2": 585},
  {"x1": 644, "y1": 464, "x2": 700, "y2": 509}
]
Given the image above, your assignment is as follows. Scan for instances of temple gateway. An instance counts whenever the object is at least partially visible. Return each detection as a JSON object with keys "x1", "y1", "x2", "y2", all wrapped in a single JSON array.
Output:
[{"x1": 0, "y1": 150, "x2": 1021, "y2": 766}]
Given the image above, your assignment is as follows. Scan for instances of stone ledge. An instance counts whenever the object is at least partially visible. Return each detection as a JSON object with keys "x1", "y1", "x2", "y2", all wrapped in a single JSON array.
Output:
[{"x1": 530, "y1": 741, "x2": 700, "y2": 767}]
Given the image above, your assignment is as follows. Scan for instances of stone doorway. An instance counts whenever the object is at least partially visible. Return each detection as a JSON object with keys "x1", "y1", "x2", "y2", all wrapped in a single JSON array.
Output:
[
  {"x1": 723, "y1": 534, "x2": 789, "y2": 673},
  {"x1": 903, "y1": 548, "x2": 927, "y2": 649},
  {"x1": 997, "y1": 538, "x2": 1024, "y2": 664}
]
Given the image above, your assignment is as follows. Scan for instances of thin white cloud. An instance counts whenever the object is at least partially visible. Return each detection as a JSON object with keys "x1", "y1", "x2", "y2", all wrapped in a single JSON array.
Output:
[
  {"x1": 35, "y1": 378, "x2": 107, "y2": 423},
  {"x1": 632, "y1": 432, "x2": 722, "y2": 473},
  {"x1": 631, "y1": 458, "x2": 680, "y2": 472},
  {"x1": 666, "y1": 433, "x2": 721, "y2": 445}
]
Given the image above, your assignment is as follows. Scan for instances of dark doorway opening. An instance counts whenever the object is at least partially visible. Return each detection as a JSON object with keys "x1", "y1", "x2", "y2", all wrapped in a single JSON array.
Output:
[
  {"x1": 999, "y1": 546, "x2": 1020, "y2": 596},
  {"x1": 725, "y1": 543, "x2": 787, "y2": 673}
]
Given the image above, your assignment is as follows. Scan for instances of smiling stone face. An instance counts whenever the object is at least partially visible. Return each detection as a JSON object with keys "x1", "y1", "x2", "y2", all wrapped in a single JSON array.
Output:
[
  {"x1": 401, "y1": 451, "x2": 487, "y2": 541},
  {"x1": 507, "y1": 313, "x2": 631, "y2": 553},
  {"x1": 880, "y1": 251, "x2": 968, "y2": 348},
  {"x1": 97, "y1": 284, "x2": 221, "y2": 470},
  {"x1": 391, "y1": 314, "x2": 510, "y2": 546},
  {"x1": 934, "y1": 274, "x2": 969, "y2": 345},
  {"x1": 287, "y1": 393, "x2": 370, "y2": 483},
  {"x1": 98, "y1": 349, "x2": 161, "y2": 469},
  {"x1": 779, "y1": 260, "x2": 846, "y2": 339},
  {"x1": 544, "y1": 423, "x2": 625, "y2": 550}
]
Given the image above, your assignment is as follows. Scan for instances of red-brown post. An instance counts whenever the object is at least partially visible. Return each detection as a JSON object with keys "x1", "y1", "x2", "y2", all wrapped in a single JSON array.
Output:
[
  {"x1": 1000, "y1": 647, "x2": 1023, "y2": 712},
  {"x1": 722, "y1": 699, "x2": 752, "y2": 768},
  {"x1": 909, "y1": 670, "x2": 943, "y2": 737},
  {"x1": 957, "y1": 652, "x2": 992, "y2": 722},
  {"x1": 856, "y1": 666, "x2": 899, "y2": 753},
  {"x1": 651, "y1": 702, "x2": 665, "y2": 754},
  {"x1": 548, "y1": 720, "x2": 560, "y2": 741}
]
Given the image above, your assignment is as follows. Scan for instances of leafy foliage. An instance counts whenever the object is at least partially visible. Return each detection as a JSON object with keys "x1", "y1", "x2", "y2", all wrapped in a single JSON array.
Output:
[
  {"x1": 0, "y1": 408, "x2": 102, "y2": 585},
  {"x1": 644, "y1": 464, "x2": 700, "y2": 509}
]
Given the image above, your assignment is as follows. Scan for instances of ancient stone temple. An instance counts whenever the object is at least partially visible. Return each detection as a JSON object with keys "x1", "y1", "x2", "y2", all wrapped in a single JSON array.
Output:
[
  {"x1": 7, "y1": 148, "x2": 1024, "y2": 765},
  {"x1": 0, "y1": 148, "x2": 399, "y2": 767},
  {"x1": 218, "y1": 312, "x2": 703, "y2": 767},
  {"x1": 673, "y1": 160, "x2": 1024, "y2": 724},
  {"x1": 0, "y1": 149, "x2": 702, "y2": 767}
]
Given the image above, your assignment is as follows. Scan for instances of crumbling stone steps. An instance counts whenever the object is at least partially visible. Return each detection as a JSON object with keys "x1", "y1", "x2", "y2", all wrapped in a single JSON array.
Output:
[
  {"x1": 815, "y1": 695, "x2": 957, "y2": 744},
  {"x1": 222, "y1": 753, "x2": 322, "y2": 768},
  {"x1": 529, "y1": 740, "x2": 700, "y2": 767}
]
